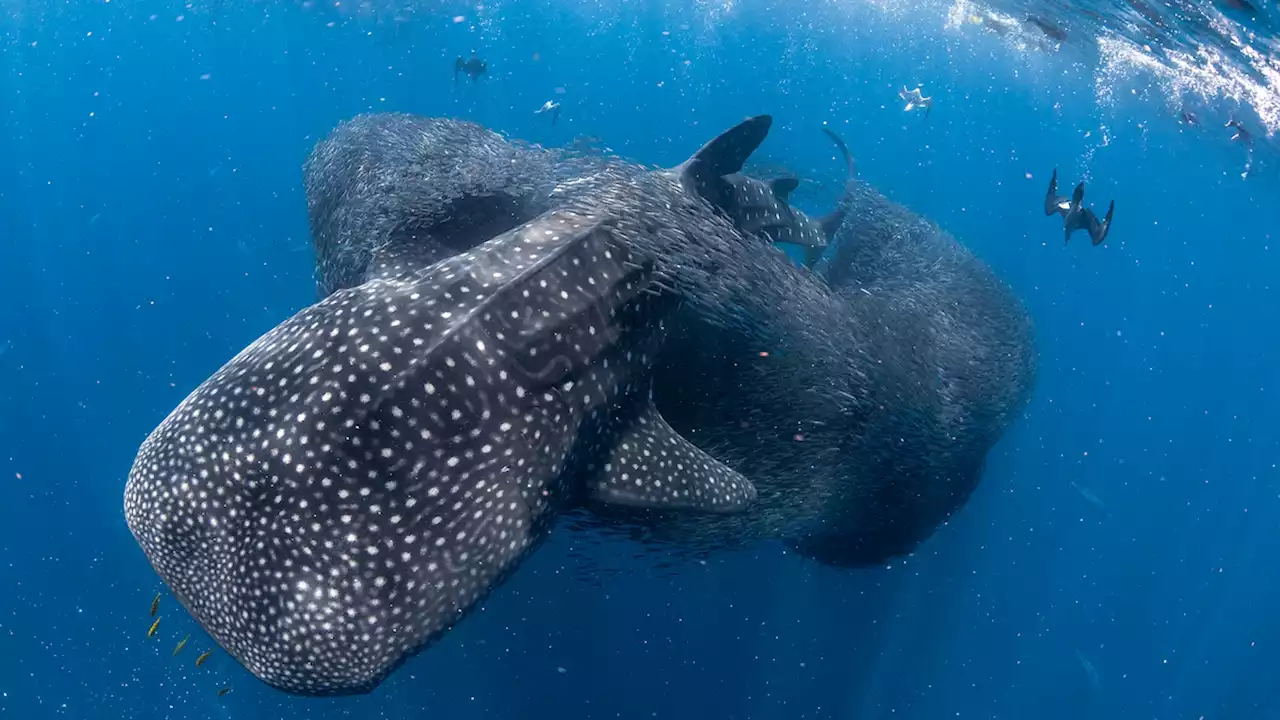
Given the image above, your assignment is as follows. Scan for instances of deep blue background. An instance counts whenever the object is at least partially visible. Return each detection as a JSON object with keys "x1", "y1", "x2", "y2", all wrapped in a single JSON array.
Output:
[{"x1": 3, "y1": 0, "x2": 1280, "y2": 718}]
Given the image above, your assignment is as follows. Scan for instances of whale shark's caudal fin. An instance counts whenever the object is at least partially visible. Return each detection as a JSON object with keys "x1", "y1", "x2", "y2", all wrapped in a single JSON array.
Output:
[
  {"x1": 817, "y1": 127, "x2": 856, "y2": 244},
  {"x1": 588, "y1": 396, "x2": 756, "y2": 513},
  {"x1": 677, "y1": 115, "x2": 773, "y2": 207}
]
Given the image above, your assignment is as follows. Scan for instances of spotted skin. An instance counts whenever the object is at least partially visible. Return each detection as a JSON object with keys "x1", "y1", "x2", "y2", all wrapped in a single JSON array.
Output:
[
  {"x1": 123, "y1": 209, "x2": 755, "y2": 696},
  {"x1": 677, "y1": 116, "x2": 855, "y2": 267}
]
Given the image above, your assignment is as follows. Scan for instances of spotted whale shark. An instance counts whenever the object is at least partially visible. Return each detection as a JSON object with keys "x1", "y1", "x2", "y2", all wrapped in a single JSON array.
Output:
[
  {"x1": 301, "y1": 112, "x2": 1037, "y2": 570},
  {"x1": 123, "y1": 199, "x2": 758, "y2": 695},
  {"x1": 676, "y1": 117, "x2": 855, "y2": 268},
  {"x1": 304, "y1": 113, "x2": 854, "y2": 298}
]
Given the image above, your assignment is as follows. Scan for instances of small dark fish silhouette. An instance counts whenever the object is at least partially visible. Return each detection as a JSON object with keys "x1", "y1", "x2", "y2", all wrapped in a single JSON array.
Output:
[
  {"x1": 195, "y1": 650, "x2": 213, "y2": 667},
  {"x1": 216, "y1": 687, "x2": 231, "y2": 697},
  {"x1": 454, "y1": 53, "x2": 486, "y2": 83},
  {"x1": 148, "y1": 593, "x2": 160, "y2": 617},
  {"x1": 1180, "y1": 111, "x2": 1199, "y2": 125}
]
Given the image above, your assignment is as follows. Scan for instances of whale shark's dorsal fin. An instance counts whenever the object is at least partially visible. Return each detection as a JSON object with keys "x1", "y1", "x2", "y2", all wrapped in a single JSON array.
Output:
[
  {"x1": 684, "y1": 114, "x2": 772, "y2": 176},
  {"x1": 817, "y1": 127, "x2": 856, "y2": 242},
  {"x1": 769, "y1": 177, "x2": 800, "y2": 201},
  {"x1": 677, "y1": 115, "x2": 772, "y2": 207}
]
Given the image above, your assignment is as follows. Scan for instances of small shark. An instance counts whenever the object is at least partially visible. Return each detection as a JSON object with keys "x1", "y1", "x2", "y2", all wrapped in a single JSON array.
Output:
[
  {"x1": 898, "y1": 86, "x2": 932, "y2": 118},
  {"x1": 675, "y1": 117, "x2": 856, "y2": 268},
  {"x1": 1043, "y1": 168, "x2": 1114, "y2": 246},
  {"x1": 535, "y1": 100, "x2": 561, "y2": 126},
  {"x1": 124, "y1": 204, "x2": 756, "y2": 695},
  {"x1": 454, "y1": 53, "x2": 486, "y2": 83}
]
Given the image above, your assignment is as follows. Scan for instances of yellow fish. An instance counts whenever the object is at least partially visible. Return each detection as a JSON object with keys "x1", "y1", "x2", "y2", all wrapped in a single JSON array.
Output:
[
  {"x1": 216, "y1": 687, "x2": 231, "y2": 697},
  {"x1": 172, "y1": 634, "x2": 190, "y2": 656},
  {"x1": 147, "y1": 618, "x2": 161, "y2": 638},
  {"x1": 195, "y1": 650, "x2": 212, "y2": 667},
  {"x1": 149, "y1": 593, "x2": 160, "y2": 617}
]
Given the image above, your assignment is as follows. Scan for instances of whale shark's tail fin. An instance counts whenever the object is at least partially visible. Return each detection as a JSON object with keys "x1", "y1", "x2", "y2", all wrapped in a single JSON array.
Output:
[
  {"x1": 1087, "y1": 200, "x2": 1114, "y2": 246},
  {"x1": 817, "y1": 127, "x2": 856, "y2": 244},
  {"x1": 1043, "y1": 168, "x2": 1067, "y2": 217}
]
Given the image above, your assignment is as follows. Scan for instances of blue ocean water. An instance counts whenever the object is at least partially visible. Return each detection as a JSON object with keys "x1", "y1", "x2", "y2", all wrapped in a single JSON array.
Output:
[{"x1": 3, "y1": 0, "x2": 1280, "y2": 718}]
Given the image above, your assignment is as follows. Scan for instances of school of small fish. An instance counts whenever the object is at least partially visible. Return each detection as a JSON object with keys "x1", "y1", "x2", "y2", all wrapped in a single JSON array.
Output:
[{"x1": 144, "y1": 594, "x2": 226, "y2": 697}]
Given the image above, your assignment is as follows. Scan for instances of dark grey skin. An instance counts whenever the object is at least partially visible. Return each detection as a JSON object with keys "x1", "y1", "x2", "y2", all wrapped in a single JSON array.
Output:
[
  {"x1": 303, "y1": 113, "x2": 853, "y2": 297},
  {"x1": 1044, "y1": 168, "x2": 1114, "y2": 246},
  {"x1": 125, "y1": 127, "x2": 787, "y2": 696},
  {"x1": 454, "y1": 53, "x2": 486, "y2": 83},
  {"x1": 675, "y1": 116, "x2": 854, "y2": 267},
  {"x1": 302, "y1": 113, "x2": 1036, "y2": 569}
]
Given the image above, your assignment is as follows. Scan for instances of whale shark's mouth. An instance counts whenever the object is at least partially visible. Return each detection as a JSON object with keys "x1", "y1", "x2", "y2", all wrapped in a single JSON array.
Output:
[{"x1": 409, "y1": 192, "x2": 536, "y2": 253}]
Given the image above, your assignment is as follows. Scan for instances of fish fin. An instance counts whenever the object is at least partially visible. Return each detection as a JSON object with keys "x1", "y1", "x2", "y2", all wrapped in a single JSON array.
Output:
[
  {"x1": 801, "y1": 243, "x2": 827, "y2": 269},
  {"x1": 1071, "y1": 181, "x2": 1086, "y2": 208},
  {"x1": 769, "y1": 177, "x2": 800, "y2": 201},
  {"x1": 1043, "y1": 168, "x2": 1065, "y2": 216},
  {"x1": 587, "y1": 399, "x2": 756, "y2": 514},
  {"x1": 817, "y1": 127, "x2": 855, "y2": 241},
  {"x1": 1088, "y1": 201, "x2": 1114, "y2": 246},
  {"x1": 677, "y1": 115, "x2": 772, "y2": 207}
]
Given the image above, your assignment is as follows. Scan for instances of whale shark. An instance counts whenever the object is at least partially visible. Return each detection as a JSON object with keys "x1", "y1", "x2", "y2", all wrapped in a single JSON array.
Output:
[
  {"x1": 304, "y1": 113, "x2": 854, "y2": 297},
  {"x1": 301, "y1": 112, "x2": 1037, "y2": 569},
  {"x1": 673, "y1": 117, "x2": 855, "y2": 268},
  {"x1": 123, "y1": 197, "x2": 759, "y2": 695}
]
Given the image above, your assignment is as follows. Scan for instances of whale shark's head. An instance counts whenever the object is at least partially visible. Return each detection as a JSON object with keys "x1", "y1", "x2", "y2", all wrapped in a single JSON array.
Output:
[{"x1": 124, "y1": 201, "x2": 757, "y2": 695}]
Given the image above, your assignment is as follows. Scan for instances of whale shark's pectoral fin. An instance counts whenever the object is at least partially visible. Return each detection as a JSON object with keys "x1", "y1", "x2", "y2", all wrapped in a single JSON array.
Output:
[
  {"x1": 678, "y1": 115, "x2": 772, "y2": 208},
  {"x1": 588, "y1": 399, "x2": 756, "y2": 514},
  {"x1": 1043, "y1": 168, "x2": 1067, "y2": 217},
  {"x1": 1086, "y1": 201, "x2": 1114, "y2": 246},
  {"x1": 769, "y1": 177, "x2": 800, "y2": 201},
  {"x1": 801, "y1": 243, "x2": 828, "y2": 269}
]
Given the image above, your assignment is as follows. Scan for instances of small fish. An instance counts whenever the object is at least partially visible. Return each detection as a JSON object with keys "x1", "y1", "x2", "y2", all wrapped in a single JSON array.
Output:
[
  {"x1": 195, "y1": 650, "x2": 212, "y2": 667},
  {"x1": 149, "y1": 593, "x2": 160, "y2": 617},
  {"x1": 216, "y1": 687, "x2": 231, "y2": 697},
  {"x1": 147, "y1": 618, "x2": 161, "y2": 638},
  {"x1": 172, "y1": 634, "x2": 190, "y2": 656}
]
